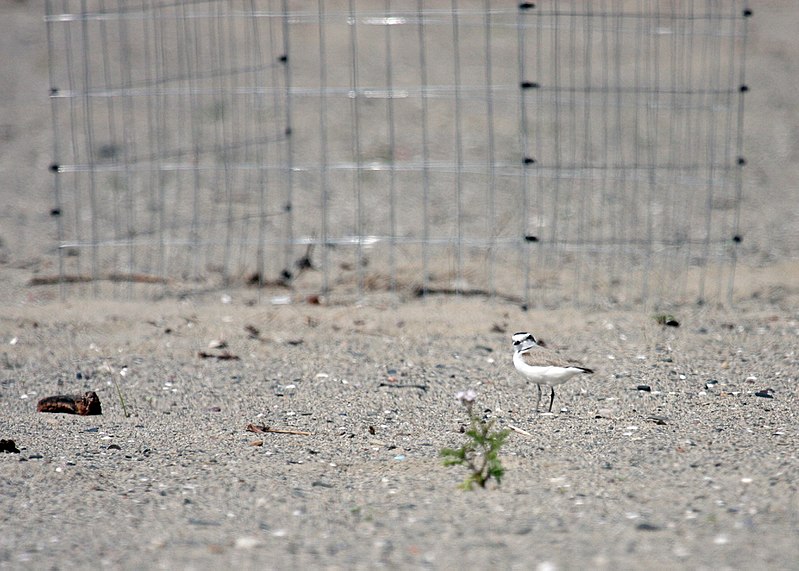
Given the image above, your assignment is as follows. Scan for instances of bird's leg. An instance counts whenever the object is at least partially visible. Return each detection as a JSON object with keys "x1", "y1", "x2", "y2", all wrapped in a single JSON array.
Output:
[
  {"x1": 535, "y1": 384, "x2": 542, "y2": 413},
  {"x1": 548, "y1": 386, "x2": 556, "y2": 413}
]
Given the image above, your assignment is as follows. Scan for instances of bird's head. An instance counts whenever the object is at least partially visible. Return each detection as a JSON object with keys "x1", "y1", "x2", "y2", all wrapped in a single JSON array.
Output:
[{"x1": 512, "y1": 331, "x2": 544, "y2": 352}]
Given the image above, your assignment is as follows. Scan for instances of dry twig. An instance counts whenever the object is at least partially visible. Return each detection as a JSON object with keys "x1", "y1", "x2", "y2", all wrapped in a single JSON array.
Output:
[
  {"x1": 507, "y1": 424, "x2": 533, "y2": 437},
  {"x1": 378, "y1": 382, "x2": 428, "y2": 392},
  {"x1": 29, "y1": 273, "x2": 166, "y2": 286},
  {"x1": 246, "y1": 423, "x2": 311, "y2": 436}
]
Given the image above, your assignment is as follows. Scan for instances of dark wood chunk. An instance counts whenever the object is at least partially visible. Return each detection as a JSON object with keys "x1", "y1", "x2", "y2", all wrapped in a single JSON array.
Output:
[{"x1": 37, "y1": 391, "x2": 102, "y2": 415}]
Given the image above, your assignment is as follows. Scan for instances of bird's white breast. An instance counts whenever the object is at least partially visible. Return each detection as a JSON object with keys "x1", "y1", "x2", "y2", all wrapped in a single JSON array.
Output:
[{"x1": 513, "y1": 351, "x2": 585, "y2": 385}]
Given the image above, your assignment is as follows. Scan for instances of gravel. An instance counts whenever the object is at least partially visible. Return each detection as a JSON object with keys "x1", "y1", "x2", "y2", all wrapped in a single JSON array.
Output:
[{"x1": 1, "y1": 298, "x2": 798, "y2": 569}]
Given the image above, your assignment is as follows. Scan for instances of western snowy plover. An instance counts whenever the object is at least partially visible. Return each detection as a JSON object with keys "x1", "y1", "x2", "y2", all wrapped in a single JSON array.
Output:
[{"x1": 512, "y1": 331, "x2": 594, "y2": 413}]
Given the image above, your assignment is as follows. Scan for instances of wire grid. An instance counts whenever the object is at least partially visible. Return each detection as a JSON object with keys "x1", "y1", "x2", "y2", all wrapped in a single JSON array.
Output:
[{"x1": 45, "y1": 0, "x2": 750, "y2": 307}]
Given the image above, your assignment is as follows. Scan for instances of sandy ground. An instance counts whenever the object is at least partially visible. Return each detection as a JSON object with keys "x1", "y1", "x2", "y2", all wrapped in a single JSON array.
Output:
[
  {"x1": 1, "y1": 1, "x2": 799, "y2": 570},
  {"x1": 1, "y1": 294, "x2": 799, "y2": 569}
]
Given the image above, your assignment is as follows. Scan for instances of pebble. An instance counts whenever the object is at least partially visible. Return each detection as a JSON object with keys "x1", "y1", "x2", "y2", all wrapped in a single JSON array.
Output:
[{"x1": 234, "y1": 536, "x2": 262, "y2": 549}]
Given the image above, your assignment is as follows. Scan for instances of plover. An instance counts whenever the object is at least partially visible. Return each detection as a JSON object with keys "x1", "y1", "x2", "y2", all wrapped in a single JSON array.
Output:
[{"x1": 512, "y1": 331, "x2": 594, "y2": 413}]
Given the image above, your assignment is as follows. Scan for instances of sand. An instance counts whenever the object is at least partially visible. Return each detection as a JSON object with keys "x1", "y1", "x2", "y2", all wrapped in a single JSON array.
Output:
[{"x1": 1, "y1": 296, "x2": 798, "y2": 569}]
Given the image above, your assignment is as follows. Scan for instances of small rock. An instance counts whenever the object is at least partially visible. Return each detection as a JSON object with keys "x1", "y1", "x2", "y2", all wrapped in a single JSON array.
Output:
[
  {"x1": 0, "y1": 439, "x2": 20, "y2": 453},
  {"x1": 654, "y1": 314, "x2": 680, "y2": 327},
  {"x1": 636, "y1": 522, "x2": 661, "y2": 531},
  {"x1": 754, "y1": 389, "x2": 774, "y2": 399},
  {"x1": 713, "y1": 534, "x2": 729, "y2": 545},
  {"x1": 636, "y1": 384, "x2": 652, "y2": 392},
  {"x1": 234, "y1": 536, "x2": 262, "y2": 549}
]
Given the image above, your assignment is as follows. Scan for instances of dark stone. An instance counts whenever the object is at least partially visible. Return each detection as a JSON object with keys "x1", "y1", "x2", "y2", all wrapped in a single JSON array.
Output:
[
  {"x1": 0, "y1": 439, "x2": 20, "y2": 453},
  {"x1": 636, "y1": 522, "x2": 661, "y2": 531}
]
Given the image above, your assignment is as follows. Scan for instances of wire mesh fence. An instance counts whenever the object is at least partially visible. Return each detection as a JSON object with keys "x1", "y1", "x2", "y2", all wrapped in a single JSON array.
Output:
[{"x1": 45, "y1": 0, "x2": 750, "y2": 307}]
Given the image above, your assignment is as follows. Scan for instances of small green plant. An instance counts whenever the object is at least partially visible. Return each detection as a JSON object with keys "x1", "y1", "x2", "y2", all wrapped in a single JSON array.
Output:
[{"x1": 441, "y1": 390, "x2": 510, "y2": 490}]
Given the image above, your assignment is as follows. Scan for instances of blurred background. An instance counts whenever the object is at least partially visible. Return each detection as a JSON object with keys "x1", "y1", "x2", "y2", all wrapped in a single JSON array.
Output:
[{"x1": 1, "y1": 1, "x2": 796, "y2": 308}]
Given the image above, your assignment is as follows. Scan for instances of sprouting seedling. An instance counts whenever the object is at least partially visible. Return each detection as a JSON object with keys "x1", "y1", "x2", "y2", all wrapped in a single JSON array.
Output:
[
  {"x1": 441, "y1": 390, "x2": 510, "y2": 490},
  {"x1": 112, "y1": 366, "x2": 131, "y2": 418}
]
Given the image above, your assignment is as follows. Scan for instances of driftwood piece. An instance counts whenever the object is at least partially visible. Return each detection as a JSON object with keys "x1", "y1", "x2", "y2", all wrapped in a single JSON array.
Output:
[
  {"x1": 37, "y1": 391, "x2": 102, "y2": 415},
  {"x1": 413, "y1": 285, "x2": 524, "y2": 304},
  {"x1": 507, "y1": 424, "x2": 533, "y2": 437},
  {"x1": 29, "y1": 273, "x2": 167, "y2": 286},
  {"x1": 246, "y1": 423, "x2": 311, "y2": 436}
]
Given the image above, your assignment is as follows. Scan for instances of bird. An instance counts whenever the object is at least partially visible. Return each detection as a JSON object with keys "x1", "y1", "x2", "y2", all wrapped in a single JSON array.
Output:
[{"x1": 512, "y1": 331, "x2": 594, "y2": 413}]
